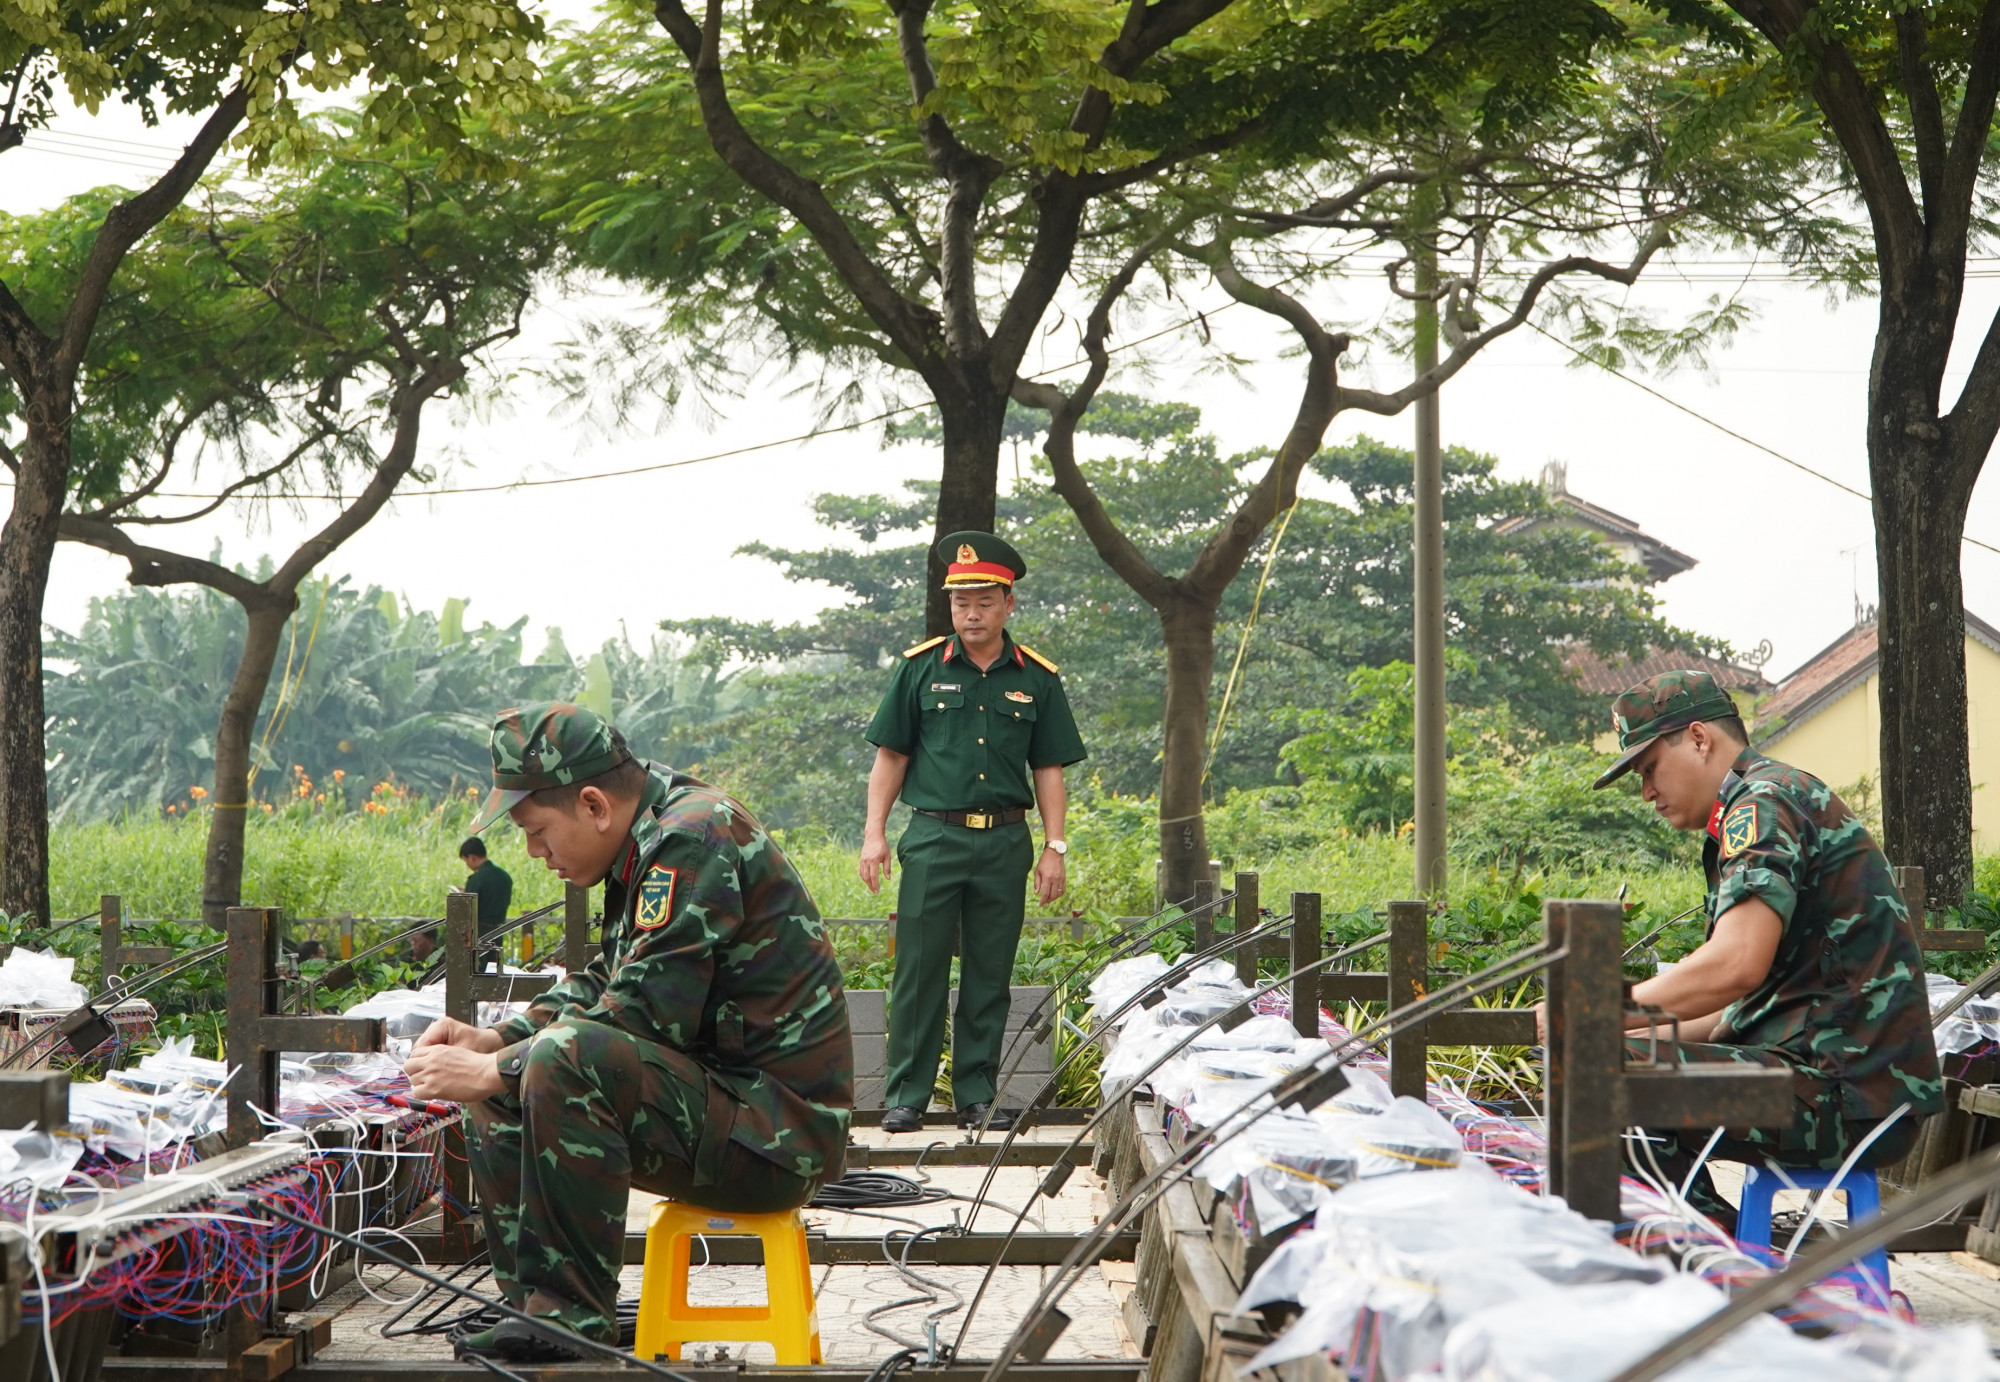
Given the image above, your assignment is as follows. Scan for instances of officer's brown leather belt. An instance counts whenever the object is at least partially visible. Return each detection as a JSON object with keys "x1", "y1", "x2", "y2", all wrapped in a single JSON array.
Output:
[{"x1": 916, "y1": 807, "x2": 1028, "y2": 829}]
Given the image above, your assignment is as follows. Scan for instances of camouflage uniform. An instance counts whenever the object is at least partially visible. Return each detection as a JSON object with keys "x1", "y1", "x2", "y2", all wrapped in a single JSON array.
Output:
[
  {"x1": 1595, "y1": 673, "x2": 1942, "y2": 1209},
  {"x1": 463, "y1": 704, "x2": 854, "y2": 1343}
]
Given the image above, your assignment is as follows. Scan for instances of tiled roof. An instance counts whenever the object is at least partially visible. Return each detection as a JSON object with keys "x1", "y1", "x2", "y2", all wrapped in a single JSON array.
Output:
[
  {"x1": 1761, "y1": 610, "x2": 2000, "y2": 742},
  {"x1": 1759, "y1": 624, "x2": 1878, "y2": 736},
  {"x1": 1494, "y1": 490, "x2": 1697, "y2": 584},
  {"x1": 1566, "y1": 646, "x2": 1775, "y2": 699}
]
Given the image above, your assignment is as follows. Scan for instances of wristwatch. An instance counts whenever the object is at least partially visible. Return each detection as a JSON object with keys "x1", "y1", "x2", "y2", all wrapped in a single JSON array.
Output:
[{"x1": 1044, "y1": 840, "x2": 1068, "y2": 856}]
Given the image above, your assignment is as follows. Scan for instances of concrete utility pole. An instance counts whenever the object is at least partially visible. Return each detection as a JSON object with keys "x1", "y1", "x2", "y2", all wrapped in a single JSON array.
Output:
[{"x1": 1412, "y1": 241, "x2": 1448, "y2": 899}]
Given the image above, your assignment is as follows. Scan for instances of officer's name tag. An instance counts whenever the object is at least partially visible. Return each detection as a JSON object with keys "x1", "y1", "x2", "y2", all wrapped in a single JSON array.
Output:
[
  {"x1": 1005, "y1": 690, "x2": 1033, "y2": 703},
  {"x1": 930, "y1": 682, "x2": 962, "y2": 692}
]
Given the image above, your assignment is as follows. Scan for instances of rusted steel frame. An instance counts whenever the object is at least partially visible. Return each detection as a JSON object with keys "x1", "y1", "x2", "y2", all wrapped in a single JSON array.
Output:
[
  {"x1": 99, "y1": 894, "x2": 171, "y2": 986},
  {"x1": 1544, "y1": 899, "x2": 1791, "y2": 1222},
  {"x1": 1233, "y1": 872, "x2": 1261, "y2": 990},
  {"x1": 225, "y1": 907, "x2": 383, "y2": 1149},
  {"x1": 1289, "y1": 891, "x2": 1321, "y2": 1040},
  {"x1": 441, "y1": 891, "x2": 557, "y2": 1026}
]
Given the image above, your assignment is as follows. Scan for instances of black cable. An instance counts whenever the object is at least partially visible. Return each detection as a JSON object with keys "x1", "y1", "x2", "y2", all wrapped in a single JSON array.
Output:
[
  {"x1": 241, "y1": 1197, "x2": 706, "y2": 1381},
  {"x1": 809, "y1": 1172, "x2": 950, "y2": 1211}
]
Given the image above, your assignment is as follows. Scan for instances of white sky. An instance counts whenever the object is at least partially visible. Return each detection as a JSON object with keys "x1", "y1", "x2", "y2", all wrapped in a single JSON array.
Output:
[{"x1": 10, "y1": 83, "x2": 2000, "y2": 688}]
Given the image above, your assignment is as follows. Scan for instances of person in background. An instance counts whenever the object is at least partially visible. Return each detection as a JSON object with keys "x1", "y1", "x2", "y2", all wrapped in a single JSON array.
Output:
[{"x1": 460, "y1": 836, "x2": 514, "y2": 971}]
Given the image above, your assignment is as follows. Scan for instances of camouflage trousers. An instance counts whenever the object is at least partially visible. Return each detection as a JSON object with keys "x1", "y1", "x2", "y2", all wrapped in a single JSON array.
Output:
[
  {"x1": 466, "y1": 1017, "x2": 820, "y2": 1342},
  {"x1": 1620, "y1": 1036, "x2": 1920, "y2": 1227}
]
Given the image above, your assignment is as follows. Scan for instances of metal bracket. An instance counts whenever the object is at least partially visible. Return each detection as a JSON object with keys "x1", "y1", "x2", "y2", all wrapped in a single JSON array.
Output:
[
  {"x1": 99, "y1": 894, "x2": 171, "y2": 989},
  {"x1": 226, "y1": 907, "x2": 384, "y2": 1148},
  {"x1": 1542, "y1": 899, "x2": 1793, "y2": 1221}
]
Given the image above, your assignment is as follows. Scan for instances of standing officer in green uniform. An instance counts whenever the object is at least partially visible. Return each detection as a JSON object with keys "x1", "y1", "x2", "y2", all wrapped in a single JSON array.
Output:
[
  {"x1": 860, "y1": 532, "x2": 1087, "y2": 1133},
  {"x1": 1587, "y1": 670, "x2": 1943, "y2": 1227},
  {"x1": 405, "y1": 703, "x2": 853, "y2": 1364}
]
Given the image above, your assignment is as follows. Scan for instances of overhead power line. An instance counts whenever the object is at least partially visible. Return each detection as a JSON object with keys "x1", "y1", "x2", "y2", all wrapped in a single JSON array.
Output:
[{"x1": 1519, "y1": 314, "x2": 2000, "y2": 558}]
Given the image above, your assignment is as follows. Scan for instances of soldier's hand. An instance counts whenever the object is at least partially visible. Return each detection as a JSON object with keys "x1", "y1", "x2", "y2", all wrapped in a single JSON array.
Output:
[
  {"x1": 414, "y1": 1015, "x2": 505, "y2": 1054},
  {"x1": 859, "y1": 834, "x2": 893, "y2": 895},
  {"x1": 406, "y1": 1043, "x2": 505, "y2": 1103},
  {"x1": 1034, "y1": 847, "x2": 1067, "y2": 908}
]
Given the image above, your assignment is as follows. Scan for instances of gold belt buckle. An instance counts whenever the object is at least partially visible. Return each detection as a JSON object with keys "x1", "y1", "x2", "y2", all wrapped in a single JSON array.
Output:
[{"x1": 964, "y1": 812, "x2": 993, "y2": 829}]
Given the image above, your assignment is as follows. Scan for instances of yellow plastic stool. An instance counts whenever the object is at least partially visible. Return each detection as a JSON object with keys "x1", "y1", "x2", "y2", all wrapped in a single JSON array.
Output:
[{"x1": 634, "y1": 1201, "x2": 823, "y2": 1364}]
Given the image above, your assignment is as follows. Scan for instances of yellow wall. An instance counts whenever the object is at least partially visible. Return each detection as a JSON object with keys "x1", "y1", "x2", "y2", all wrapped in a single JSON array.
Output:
[{"x1": 1763, "y1": 633, "x2": 2000, "y2": 851}]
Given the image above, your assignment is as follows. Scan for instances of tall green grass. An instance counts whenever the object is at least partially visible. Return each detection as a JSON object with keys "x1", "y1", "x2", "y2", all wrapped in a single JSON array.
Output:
[{"x1": 50, "y1": 795, "x2": 1710, "y2": 929}]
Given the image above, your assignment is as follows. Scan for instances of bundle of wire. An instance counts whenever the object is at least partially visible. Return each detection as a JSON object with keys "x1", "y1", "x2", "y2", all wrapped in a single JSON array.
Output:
[{"x1": 13, "y1": 1166, "x2": 325, "y2": 1332}]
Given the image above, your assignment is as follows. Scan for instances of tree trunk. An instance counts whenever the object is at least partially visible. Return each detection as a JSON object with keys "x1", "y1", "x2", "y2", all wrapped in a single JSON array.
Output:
[
  {"x1": 0, "y1": 393, "x2": 69, "y2": 922},
  {"x1": 1871, "y1": 296, "x2": 1978, "y2": 908},
  {"x1": 202, "y1": 598, "x2": 297, "y2": 929},
  {"x1": 1158, "y1": 601, "x2": 1216, "y2": 908},
  {"x1": 925, "y1": 379, "x2": 1007, "y2": 636}
]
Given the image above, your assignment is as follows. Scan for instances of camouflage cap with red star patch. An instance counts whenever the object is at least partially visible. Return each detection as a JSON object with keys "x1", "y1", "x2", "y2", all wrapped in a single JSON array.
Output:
[
  {"x1": 937, "y1": 529, "x2": 1026, "y2": 590},
  {"x1": 1592, "y1": 669, "x2": 1742, "y2": 790},
  {"x1": 469, "y1": 701, "x2": 633, "y2": 832}
]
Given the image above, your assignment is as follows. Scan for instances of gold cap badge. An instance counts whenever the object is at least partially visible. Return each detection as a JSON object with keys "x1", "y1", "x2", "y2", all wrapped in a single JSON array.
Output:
[{"x1": 957, "y1": 543, "x2": 977, "y2": 563}]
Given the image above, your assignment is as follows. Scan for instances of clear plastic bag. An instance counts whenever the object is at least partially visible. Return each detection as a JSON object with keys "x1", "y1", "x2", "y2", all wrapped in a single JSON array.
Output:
[
  {"x1": 1088, "y1": 955, "x2": 1171, "y2": 1025},
  {"x1": 0, "y1": 948, "x2": 87, "y2": 1009},
  {"x1": 1441, "y1": 1276, "x2": 1891, "y2": 1382}
]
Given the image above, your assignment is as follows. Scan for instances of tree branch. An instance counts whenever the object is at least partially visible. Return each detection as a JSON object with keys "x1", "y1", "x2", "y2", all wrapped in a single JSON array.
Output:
[
  {"x1": 1334, "y1": 224, "x2": 1671, "y2": 416},
  {"x1": 73, "y1": 395, "x2": 230, "y2": 521},
  {"x1": 58, "y1": 514, "x2": 273, "y2": 606},
  {"x1": 1015, "y1": 228, "x2": 1181, "y2": 610},
  {"x1": 267, "y1": 357, "x2": 464, "y2": 593},
  {"x1": 1892, "y1": 8, "x2": 1947, "y2": 220},
  {"x1": 1728, "y1": 1, "x2": 1922, "y2": 282},
  {"x1": 652, "y1": 0, "x2": 943, "y2": 375},
  {"x1": 890, "y1": 0, "x2": 999, "y2": 354},
  {"x1": 1179, "y1": 241, "x2": 1343, "y2": 600},
  {"x1": 1943, "y1": 0, "x2": 2000, "y2": 244},
  {"x1": 55, "y1": 88, "x2": 251, "y2": 381},
  {"x1": 116, "y1": 423, "x2": 346, "y2": 526}
]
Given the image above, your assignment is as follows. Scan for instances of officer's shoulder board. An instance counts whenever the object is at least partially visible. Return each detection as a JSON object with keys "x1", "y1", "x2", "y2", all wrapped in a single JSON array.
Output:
[
  {"x1": 902, "y1": 635, "x2": 949, "y2": 659},
  {"x1": 1019, "y1": 644, "x2": 1059, "y2": 674}
]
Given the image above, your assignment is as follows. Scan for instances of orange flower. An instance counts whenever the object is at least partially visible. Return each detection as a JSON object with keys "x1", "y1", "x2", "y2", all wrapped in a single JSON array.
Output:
[
  {"x1": 189, "y1": 785, "x2": 208, "y2": 800},
  {"x1": 332, "y1": 769, "x2": 346, "y2": 782}
]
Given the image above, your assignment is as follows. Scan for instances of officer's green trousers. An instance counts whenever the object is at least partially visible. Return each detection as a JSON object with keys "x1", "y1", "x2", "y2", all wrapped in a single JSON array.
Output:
[{"x1": 884, "y1": 814, "x2": 1033, "y2": 1109}]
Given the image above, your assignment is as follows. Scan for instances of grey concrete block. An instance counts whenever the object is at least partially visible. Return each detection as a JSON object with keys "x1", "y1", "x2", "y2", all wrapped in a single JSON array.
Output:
[{"x1": 846, "y1": 989, "x2": 887, "y2": 1032}]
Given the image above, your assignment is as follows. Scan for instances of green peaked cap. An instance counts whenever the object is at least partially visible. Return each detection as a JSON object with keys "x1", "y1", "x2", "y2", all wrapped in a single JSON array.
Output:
[
  {"x1": 1592, "y1": 670, "x2": 1741, "y2": 790},
  {"x1": 469, "y1": 701, "x2": 633, "y2": 832}
]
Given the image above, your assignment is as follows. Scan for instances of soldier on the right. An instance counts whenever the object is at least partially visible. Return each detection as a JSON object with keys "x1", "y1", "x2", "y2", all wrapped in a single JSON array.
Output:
[{"x1": 1589, "y1": 670, "x2": 1943, "y2": 1228}]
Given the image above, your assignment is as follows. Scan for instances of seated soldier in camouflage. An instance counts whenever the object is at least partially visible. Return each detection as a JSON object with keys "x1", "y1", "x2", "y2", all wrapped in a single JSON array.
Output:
[
  {"x1": 1587, "y1": 670, "x2": 1943, "y2": 1228},
  {"x1": 405, "y1": 703, "x2": 853, "y2": 1364}
]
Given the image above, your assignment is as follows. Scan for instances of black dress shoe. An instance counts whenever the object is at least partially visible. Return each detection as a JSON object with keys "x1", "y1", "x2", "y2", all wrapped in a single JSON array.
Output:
[
  {"x1": 881, "y1": 1105, "x2": 927, "y2": 1133},
  {"x1": 957, "y1": 1102, "x2": 1016, "y2": 1131}
]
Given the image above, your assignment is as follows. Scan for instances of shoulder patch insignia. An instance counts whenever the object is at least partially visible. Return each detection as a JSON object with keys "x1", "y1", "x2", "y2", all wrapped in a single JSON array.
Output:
[
  {"x1": 902, "y1": 635, "x2": 949, "y2": 659},
  {"x1": 1721, "y1": 803, "x2": 1758, "y2": 858},
  {"x1": 635, "y1": 864, "x2": 678, "y2": 930},
  {"x1": 1019, "y1": 645, "x2": 1059, "y2": 674}
]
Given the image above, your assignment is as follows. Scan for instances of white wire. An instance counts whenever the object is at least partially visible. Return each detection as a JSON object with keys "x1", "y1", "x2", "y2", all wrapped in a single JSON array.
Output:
[
  {"x1": 0, "y1": 1210, "x2": 61, "y2": 1382},
  {"x1": 349, "y1": 1225, "x2": 429, "y2": 1305}
]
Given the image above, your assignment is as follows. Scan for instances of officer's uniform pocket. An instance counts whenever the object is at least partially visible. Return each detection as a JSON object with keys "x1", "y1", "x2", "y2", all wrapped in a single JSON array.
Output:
[
  {"x1": 996, "y1": 696, "x2": 1037, "y2": 756},
  {"x1": 923, "y1": 691, "x2": 966, "y2": 749}
]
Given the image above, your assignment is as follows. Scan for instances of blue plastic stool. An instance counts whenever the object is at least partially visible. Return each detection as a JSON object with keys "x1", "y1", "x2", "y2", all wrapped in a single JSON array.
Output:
[{"x1": 1735, "y1": 1164, "x2": 1892, "y2": 1310}]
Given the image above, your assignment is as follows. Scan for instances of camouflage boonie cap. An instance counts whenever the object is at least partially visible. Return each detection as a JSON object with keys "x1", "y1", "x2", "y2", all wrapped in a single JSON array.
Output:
[
  {"x1": 938, "y1": 530, "x2": 1026, "y2": 590},
  {"x1": 469, "y1": 701, "x2": 633, "y2": 832},
  {"x1": 1592, "y1": 670, "x2": 1741, "y2": 790}
]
